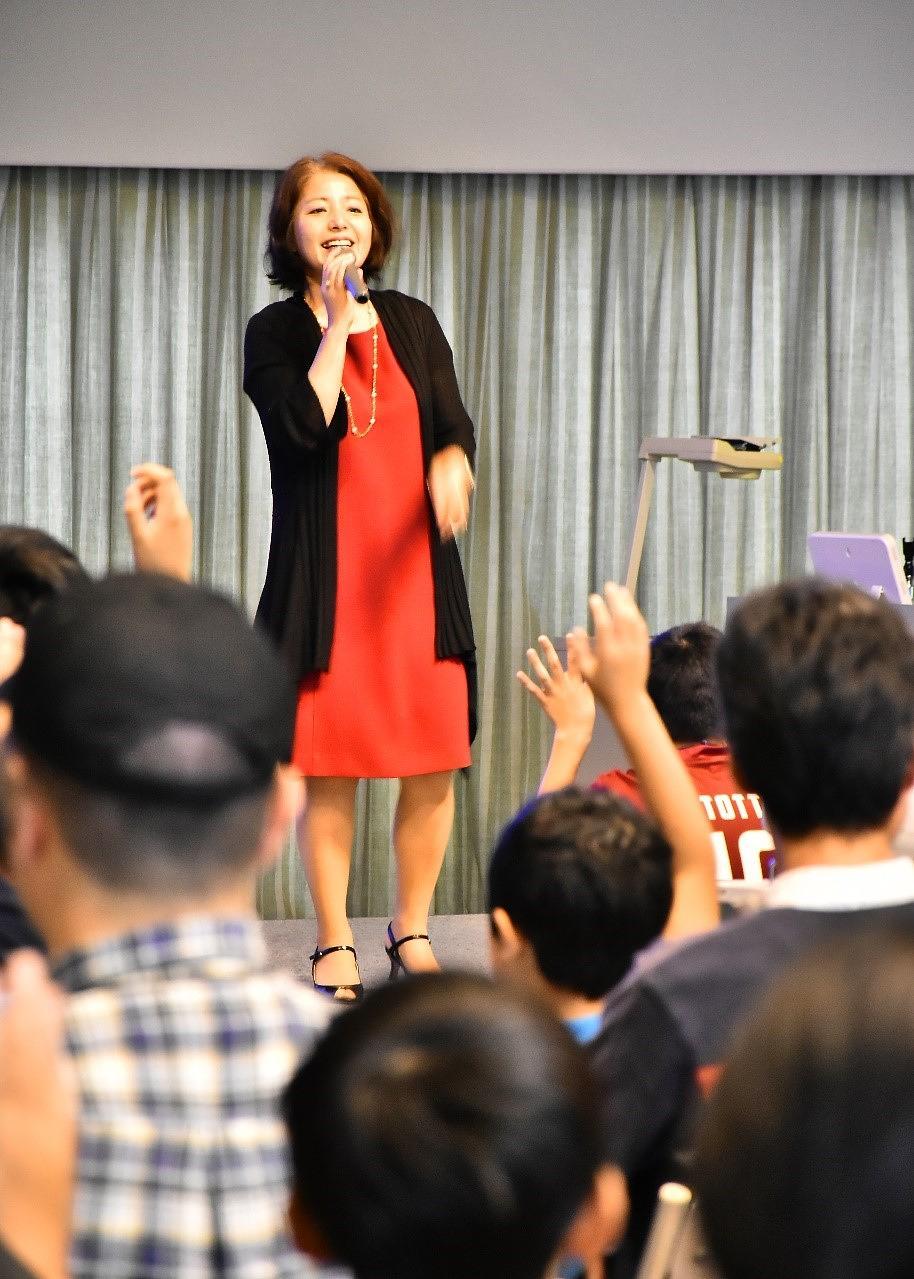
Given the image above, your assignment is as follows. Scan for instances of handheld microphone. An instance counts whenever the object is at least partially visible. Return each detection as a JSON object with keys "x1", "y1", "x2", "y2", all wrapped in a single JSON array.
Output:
[{"x1": 344, "y1": 264, "x2": 369, "y2": 304}]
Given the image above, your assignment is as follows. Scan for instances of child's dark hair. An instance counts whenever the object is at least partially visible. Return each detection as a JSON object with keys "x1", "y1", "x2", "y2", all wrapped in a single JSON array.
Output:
[
  {"x1": 283, "y1": 971, "x2": 601, "y2": 1279},
  {"x1": 717, "y1": 578, "x2": 914, "y2": 838},
  {"x1": 648, "y1": 622, "x2": 722, "y2": 743},
  {"x1": 488, "y1": 787, "x2": 672, "y2": 999},
  {"x1": 0, "y1": 526, "x2": 89, "y2": 624}
]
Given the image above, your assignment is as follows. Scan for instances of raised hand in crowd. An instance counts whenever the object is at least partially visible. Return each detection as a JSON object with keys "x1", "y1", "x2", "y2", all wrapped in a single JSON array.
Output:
[
  {"x1": 517, "y1": 634, "x2": 595, "y2": 793},
  {"x1": 123, "y1": 463, "x2": 193, "y2": 581},
  {"x1": 567, "y1": 583, "x2": 718, "y2": 938},
  {"x1": 0, "y1": 951, "x2": 76, "y2": 1279},
  {"x1": 567, "y1": 583, "x2": 652, "y2": 714}
]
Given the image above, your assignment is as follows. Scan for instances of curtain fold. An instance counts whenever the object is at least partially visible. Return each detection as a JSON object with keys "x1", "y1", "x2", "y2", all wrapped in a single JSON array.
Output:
[{"x1": 3, "y1": 169, "x2": 912, "y2": 916}]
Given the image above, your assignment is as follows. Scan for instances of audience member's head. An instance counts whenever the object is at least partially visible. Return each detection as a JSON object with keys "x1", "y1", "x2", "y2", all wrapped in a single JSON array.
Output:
[
  {"x1": 716, "y1": 578, "x2": 914, "y2": 841},
  {"x1": 0, "y1": 527, "x2": 90, "y2": 732},
  {"x1": 0, "y1": 526, "x2": 88, "y2": 626},
  {"x1": 284, "y1": 971, "x2": 614, "y2": 1279},
  {"x1": 3, "y1": 573, "x2": 298, "y2": 951},
  {"x1": 695, "y1": 927, "x2": 914, "y2": 1279},
  {"x1": 647, "y1": 621, "x2": 722, "y2": 744},
  {"x1": 488, "y1": 787, "x2": 672, "y2": 1002}
]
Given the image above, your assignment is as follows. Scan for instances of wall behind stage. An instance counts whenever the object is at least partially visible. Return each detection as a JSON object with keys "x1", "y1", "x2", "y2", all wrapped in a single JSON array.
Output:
[{"x1": 5, "y1": 0, "x2": 914, "y2": 173}]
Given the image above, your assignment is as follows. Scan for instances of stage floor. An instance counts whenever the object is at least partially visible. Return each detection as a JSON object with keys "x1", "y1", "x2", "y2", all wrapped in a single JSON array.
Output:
[{"x1": 263, "y1": 914, "x2": 490, "y2": 988}]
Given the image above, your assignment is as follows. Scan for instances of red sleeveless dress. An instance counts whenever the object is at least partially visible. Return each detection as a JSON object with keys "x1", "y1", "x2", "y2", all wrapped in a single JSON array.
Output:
[{"x1": 291, "y1": 319, "x2": 471, "y2": 778}]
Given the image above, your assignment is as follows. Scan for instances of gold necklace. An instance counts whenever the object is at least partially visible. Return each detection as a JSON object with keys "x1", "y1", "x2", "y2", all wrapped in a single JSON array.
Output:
[
  {"x1": 307, "y1": 297, "x2": 379, "y2": 438},
  {"x1": 342, "y1": 321, "x2": 378, "y2": 438}
]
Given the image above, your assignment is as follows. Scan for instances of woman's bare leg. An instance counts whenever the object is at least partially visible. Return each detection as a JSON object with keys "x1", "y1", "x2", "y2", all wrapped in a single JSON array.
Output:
[
  {"x1": 391, "y1": 770, "x2": 455, "y2": 973},
  {"x1": 301, "y1": 775, "x2": 360, "y2": 990}
]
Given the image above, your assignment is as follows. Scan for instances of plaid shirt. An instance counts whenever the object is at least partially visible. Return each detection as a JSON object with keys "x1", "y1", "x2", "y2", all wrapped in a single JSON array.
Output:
[{"x1": 55, "y1": 917, "x2": 331, "y2": 1279}]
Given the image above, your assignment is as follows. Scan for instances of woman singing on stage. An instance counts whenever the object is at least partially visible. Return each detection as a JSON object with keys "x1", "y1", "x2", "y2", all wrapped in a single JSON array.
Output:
[{"x1": 244, "y1": 154, "x2": 476, "y2": 1000}]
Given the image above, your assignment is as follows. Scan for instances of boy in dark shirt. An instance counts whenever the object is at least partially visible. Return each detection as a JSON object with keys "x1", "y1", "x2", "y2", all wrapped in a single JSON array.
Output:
[
  {"x1": 584, "y1": 578, "x2": 914, "y2": 1275},
  {"x1": 494, "y1": 586, "x2": 718, "y2": 1023},
  {"x1": 283, "y1": 973, "x2": 618, "y2": 1279},
  {"x1": 490, "y1": 588, "x2": 719, "y2": 1271}
]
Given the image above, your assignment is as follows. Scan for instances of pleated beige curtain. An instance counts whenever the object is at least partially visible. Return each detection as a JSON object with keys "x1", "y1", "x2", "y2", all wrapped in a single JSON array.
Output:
[{"x1": 2, "y1": 169, "x2": 913, "y2": 916}]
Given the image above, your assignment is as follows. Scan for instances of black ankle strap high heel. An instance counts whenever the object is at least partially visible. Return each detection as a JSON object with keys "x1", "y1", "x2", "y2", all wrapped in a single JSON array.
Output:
[
  {"x1": 385, "y1": 922, "x2": 431, "y2": 980},
  {"x1": 309, "y1": 943, "x2": 364, "y2": 1002}
]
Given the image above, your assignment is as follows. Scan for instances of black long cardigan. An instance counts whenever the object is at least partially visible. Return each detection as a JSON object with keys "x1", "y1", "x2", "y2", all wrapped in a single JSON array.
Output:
[{"x1": 243, "y1": 289, "x2": 478, "y2": 741}]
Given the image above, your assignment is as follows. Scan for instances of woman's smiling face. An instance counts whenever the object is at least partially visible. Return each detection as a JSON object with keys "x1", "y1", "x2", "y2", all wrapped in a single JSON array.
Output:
[{"x1": 292, "y1": 169, "x2": 373, "y2": 283}]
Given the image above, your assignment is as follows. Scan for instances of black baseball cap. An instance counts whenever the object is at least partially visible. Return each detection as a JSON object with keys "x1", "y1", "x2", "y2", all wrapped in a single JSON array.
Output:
[{"x1": 7, "y1": 573, "x2": 296, "y2": 802}]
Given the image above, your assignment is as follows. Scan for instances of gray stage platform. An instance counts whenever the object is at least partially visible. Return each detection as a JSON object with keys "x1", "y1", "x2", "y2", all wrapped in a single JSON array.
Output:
[{"x1": 263, "y1": 914, "x2": 490, "y2": 988}]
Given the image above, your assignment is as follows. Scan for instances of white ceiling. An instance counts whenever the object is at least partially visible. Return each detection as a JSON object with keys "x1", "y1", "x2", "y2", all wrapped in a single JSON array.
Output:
[{"x1": 5, "y1": 0, "x2": 914, "y2": 172}]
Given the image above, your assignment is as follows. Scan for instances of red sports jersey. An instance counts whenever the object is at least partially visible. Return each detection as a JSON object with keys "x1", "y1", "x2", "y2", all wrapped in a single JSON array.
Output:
[{"x1": 592, "y1": 741, "x2": 775, "y2": 881}]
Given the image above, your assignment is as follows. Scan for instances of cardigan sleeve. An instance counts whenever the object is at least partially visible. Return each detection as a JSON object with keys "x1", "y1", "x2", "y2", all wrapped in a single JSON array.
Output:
[
  {"x1": 424, "y1": 307, "x2": 477, "y2": 467},
  {"x1": 243, "y1": 307, "x2": 348, "y2": 458}
]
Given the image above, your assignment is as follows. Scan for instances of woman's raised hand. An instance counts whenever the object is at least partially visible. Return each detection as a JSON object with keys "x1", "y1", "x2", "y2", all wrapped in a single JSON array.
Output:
[
  {"x1": 428, "y1": 446, "x2": 474, "y2": 540},
  {"x1": 321, "y1": 247, "x2": 360, "y2": 331}
]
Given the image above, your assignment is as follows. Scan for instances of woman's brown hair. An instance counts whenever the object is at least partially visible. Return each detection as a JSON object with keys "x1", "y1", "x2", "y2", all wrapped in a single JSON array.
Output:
[{"x1": 266, "y1": 152, "x2": 395, "y2": 292}]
